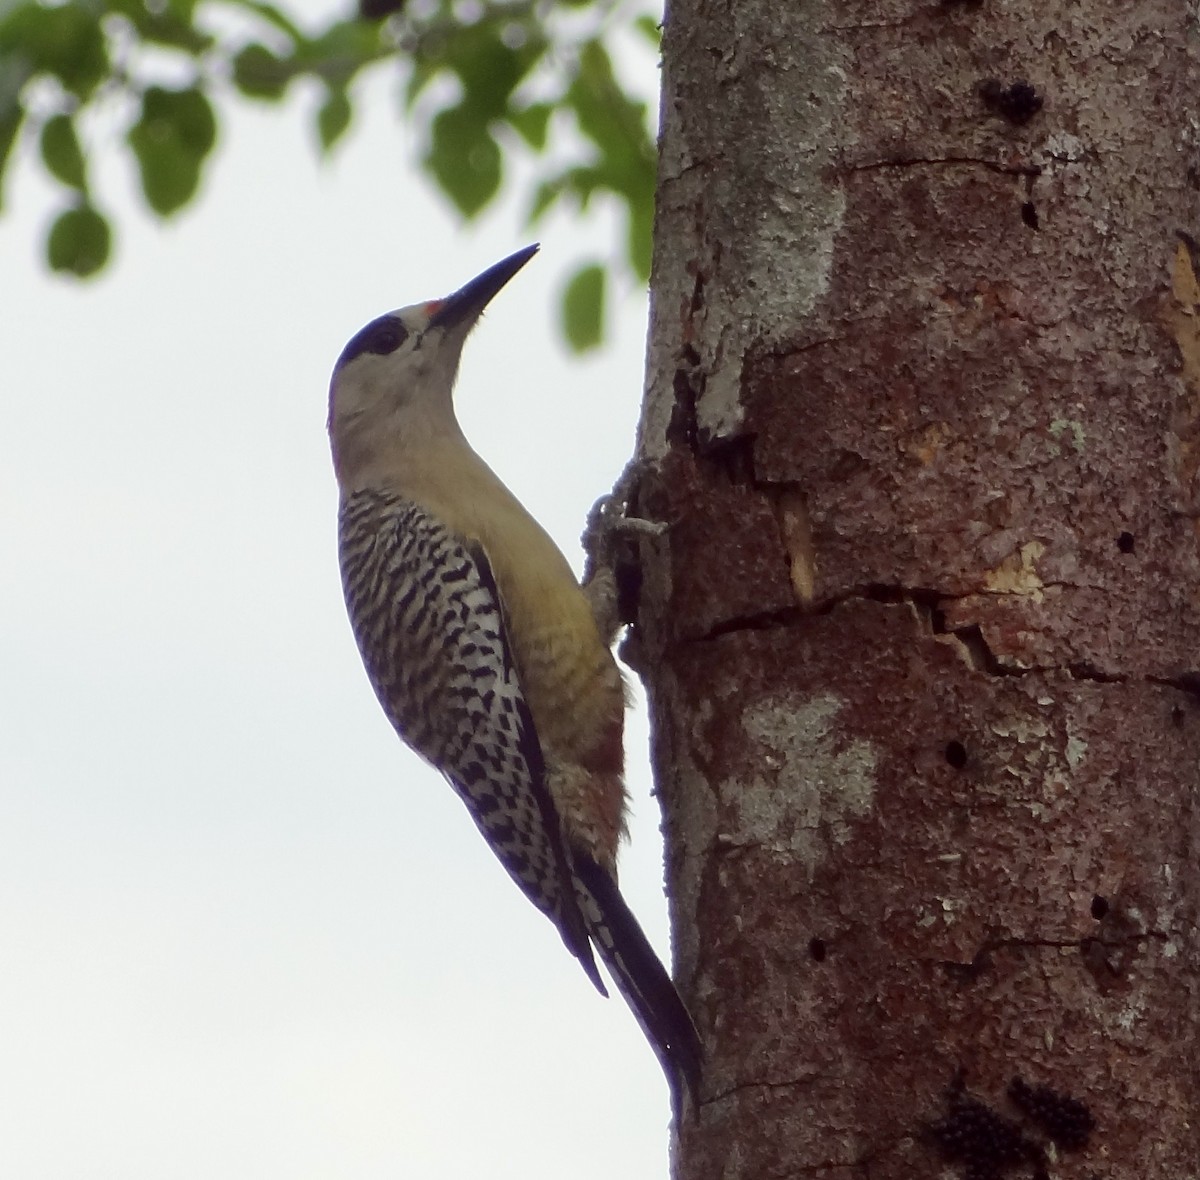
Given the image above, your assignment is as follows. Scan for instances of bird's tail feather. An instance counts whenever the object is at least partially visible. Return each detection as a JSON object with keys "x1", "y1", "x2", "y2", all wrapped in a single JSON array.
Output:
[{"x1": 572, "y1": 854, "x2": 703, "y2": 1108}]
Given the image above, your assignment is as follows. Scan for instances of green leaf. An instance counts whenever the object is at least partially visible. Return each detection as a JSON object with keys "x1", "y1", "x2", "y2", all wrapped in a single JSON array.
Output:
[
  {"x1": 227, "y1": 0, "x2": 306, "y2": 44},
  {"x1": 561, "y1": 263, "x2": 604, "y2": 352},
  {"x1": 104, "y1": 0, "x2": 211, "y2": 53},
  {"x1": 448, "y1": 21, "x2": 542, "y2": 120},
  {"x1": 231, "y1": 43, "x2": 293, "y2": 101},
  {"x1": 163, "y1": 0, "x2": 200, "y2": 21},
  {"x1": 0, "y1": 2, "x2": 107, "y2": 99},
  {"x1": 405, "y1": 53, "x2": 439, "y2": 109},
  {"x1": 0, "y1": 55, "x2": 30, "y2": 211},
  {"x1": 557, "y1": 164, "x2": 604, "y2": 210},
  {"x1": 317, "y1": 87, "x2": 352, "y2": 153},
  {"x1": 140, "y1": 85, "x2": 217, "y2": 154},
  {"x1": 47, "y1": 202, "x2": 111, "y2": 277},
  {"x1": 633, "y1": 14, "x2": 662, "y2": 45},
  {"x1": 127, "y1": 86, "x2": 217, "y2": 216},
  {"x1": 527, "y1": 176, "x2": 563, "y2": 223},
  {"x1": 0, "y1": 2, "x2": 29, "y2": 49},
  {"x1": 298, "y1": 19, "x2": 387, "y2": 87},
  {"x1": 40, "y1": 113, "x2": 86, "y2": 190},
  {"x1": 567, "y1": 41, "x2": 655, "y2": 193},
  {"x1": 507, "y1": 102, "x2": 551, "y2": 151},
  {"x1": 408, "y1": 15, "x2": 544, "y2": 118},
  {"x1": 427, "y1": 104, "x2": 501, "y2": 218},
  {"x1": 560, "y1": 40, "x2": 656, "y2": 215},
  {"x1": 0, "y1": 109, "x2": 21, "y2": 210},
  {"x1": 527, "y1": 165, "x2": 604, "y2": 225},
  {"x1": 626, "y1": 188, "x2": 653, "y2": 282}
]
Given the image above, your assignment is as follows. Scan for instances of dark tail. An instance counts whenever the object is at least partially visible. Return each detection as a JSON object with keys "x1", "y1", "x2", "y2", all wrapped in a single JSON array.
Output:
[{"x1": 572, "y1": 854, "x2": 703, "y2": 1108}]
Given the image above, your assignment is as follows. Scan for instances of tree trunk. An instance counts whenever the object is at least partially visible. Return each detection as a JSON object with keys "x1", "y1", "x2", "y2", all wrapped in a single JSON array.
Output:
[{"x1": 627, "y1": 2, "x2": 1200, "y2": 1176}]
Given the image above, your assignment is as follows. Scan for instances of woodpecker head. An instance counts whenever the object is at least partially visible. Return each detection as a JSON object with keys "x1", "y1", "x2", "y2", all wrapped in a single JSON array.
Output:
[{"x1": 328, "y1": 244, "x2": 538, "y2": 481}]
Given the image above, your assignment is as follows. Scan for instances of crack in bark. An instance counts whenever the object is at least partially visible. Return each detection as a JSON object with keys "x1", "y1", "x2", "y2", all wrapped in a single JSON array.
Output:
[
  {"x1": 842, "y1": 154, "x2": 1042, "y2": 179},
  {"x1": 937, "y1": 930, "x2": 1172, "y2": 981},
  {"x1": 820, "y1": 20, "x2": 915, "y2": 32},
  {"x1": 681, "y1": 582, "x2": 1200, "y2": 697},
  {"x1": 704, "y1": 1074, "x2": 826, "y2": 1105},
  {"x1": 780, "y1": 333, "x2": 849, "y2": 354}
]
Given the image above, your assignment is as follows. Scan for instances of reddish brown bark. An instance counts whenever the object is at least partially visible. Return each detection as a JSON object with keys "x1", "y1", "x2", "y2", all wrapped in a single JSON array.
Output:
[{"x1": 624, "y1": 1, "x2": 1200, "y2": 1176}]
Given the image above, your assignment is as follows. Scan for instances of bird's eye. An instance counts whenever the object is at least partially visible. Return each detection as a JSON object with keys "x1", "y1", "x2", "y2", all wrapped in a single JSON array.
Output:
[
  {"x1": 336, "y1": 314, "x2": 408, "y2": 369},
  {"x1": 367, "y1": 319, "x2": 406, "y2": 354}
]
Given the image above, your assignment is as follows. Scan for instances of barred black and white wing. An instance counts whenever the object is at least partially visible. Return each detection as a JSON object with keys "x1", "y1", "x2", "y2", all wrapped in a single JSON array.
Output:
[{"x1": 338, "y1": 488, "x2": 603, "y2": 991}]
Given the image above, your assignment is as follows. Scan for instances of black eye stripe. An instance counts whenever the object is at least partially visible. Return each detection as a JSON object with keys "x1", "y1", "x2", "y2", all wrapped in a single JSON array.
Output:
[{"x1": 336, "y1": 314, "x2": 408, "y2": 369}]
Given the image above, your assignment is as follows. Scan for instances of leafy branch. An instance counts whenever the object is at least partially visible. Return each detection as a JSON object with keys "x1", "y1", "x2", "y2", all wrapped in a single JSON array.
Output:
[{"x1": 0, "y1": 0, "x2": 660, "y2": 349}]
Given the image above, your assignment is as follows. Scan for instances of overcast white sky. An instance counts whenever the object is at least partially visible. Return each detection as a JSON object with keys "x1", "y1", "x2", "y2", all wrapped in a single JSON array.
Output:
[{"x1": 1, "y1": 9, "x2": 679, "y2": 1177}]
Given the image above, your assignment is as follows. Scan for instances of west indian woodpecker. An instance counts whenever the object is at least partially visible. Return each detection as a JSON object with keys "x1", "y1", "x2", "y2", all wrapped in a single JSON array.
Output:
[{"x1": 327, "y1": 245, "x2": 702, "y2": 1104}]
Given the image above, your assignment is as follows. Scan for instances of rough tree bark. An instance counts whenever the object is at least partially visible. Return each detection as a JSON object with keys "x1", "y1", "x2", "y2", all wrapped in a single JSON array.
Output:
[{"x1": 617, "y1": 2, "x2": 1200, "y2": 1176}]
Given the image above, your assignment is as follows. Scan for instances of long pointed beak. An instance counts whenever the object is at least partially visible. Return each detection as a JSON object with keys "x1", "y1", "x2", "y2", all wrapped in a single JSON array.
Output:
[{"x1": 427, "y1": 244, "x2": 539, "y2": 332}]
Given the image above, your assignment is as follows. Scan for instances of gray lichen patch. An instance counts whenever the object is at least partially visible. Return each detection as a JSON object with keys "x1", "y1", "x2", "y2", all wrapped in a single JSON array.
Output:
[
  {"x1": 640, "y1": 15, "x2": 849, "y2": 458},
  {"x1": 727, "y1": 693, "x2": 878, "y2": 879}
]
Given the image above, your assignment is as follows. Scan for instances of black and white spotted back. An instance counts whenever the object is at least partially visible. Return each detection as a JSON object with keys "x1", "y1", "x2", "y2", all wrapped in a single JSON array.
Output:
[{"x1": 337, "y1": 488, "x2": 600, "y2": 987}]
